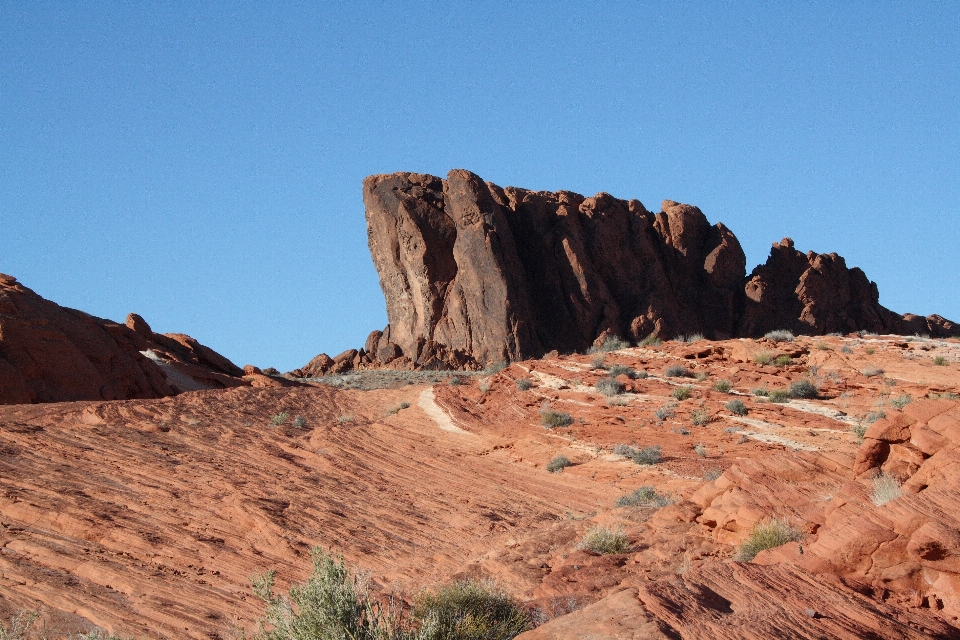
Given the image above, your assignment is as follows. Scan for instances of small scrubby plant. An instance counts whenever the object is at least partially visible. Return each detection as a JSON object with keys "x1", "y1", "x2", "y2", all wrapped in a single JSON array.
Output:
[
  {"x1": 546, "y1": 455, "x2": 572, "y2": 473},
  {"x1": 292, "y1": 415, "x2": 307, "y2": 429},
  {"x1": 768, "y1": 389, "x2": 790, "y2": 403},
  {"x1": 386, "y1": 402, "x2": 411, "y2": 416},
  {"x1": 840, "y1": 345, "x2": 853, "y2": 354},
  {"x1": 703, "y1": 468, "x2": 722, "y2": 481},
  {"x1": 270, "y1": 412, "x2": 289, "y2": 426},
  {"x1": 632, "y1": 369, "x2": 649, "y2": 379},
  {"x1": 654, "y1": 405, "x2": 675, "y2": 421},
  {"x1": 753, "y1": 351, "x2": 774, "y2": 366},
  {"x1": 934, "y1": 356, "x2": 949, "y2": 366},
  {"x1": 672, "y1": 386, "x2": 692, "y2": 401},
  {"x1": 607, "y1": 364, "x2": 634, "y2": 377},
  {"x1": 691, "y1": 409, "x2": 710, "y2": 426},
  {"x1": 613, "y1": 444, "x2": 637, "y2": 458},
  {"x1": 890, "y1": 394, "x2": 913, "y2": 410},
  {"x1": 515, "y1": 378, "x2": 533, "y2": 391},
  {"x1": 861, "y1": 366, "x2": 884, "y2": 377},
  {"x1": 787, "y1": 379, "x2": 818, "y2": 399},
  {"x1": 596, "y1": 377, "x2": 625, "y2": 396},
  {"x1": 736, "y1": 518, "x2": 804, "y2": 561},
  {"x1": 633, "y1": 445, "x2": 662, "y2": 465},
  {"x1": 682, "y1": 333, "x2": 704, "y2": 343},
  {"x1": 412, "y1": 579, "x2": 532, "y2": 640},
  {"x1": 752, "y1": 387, "x2": 769, "y2": 397},
  {"x1": 774, "y1": 355, "x2": 793, "y2": 367},
  {"x1": 0, "y1": 612, "x2": 39, "y2": 640},
  {"x1": 852, "y1": 423, "x2": 867, "y2": 443},
  {"x1": 726, "y1": 399, "x2": 748, "y2": 415},
  {"x1": 639, "y1": 334, "x2": 662, "y2": 347},
  {"x1": 694, "y1": 442, "x2": 707, "y2": 457},
  {"x1": 541, "y1": 410, "x2": 573, "y2": 428},
  {"x1": 865, "y1": 410, "x2": 886, "y2": 423},
  {"x1": 665, "y1": 364, "x2": 690, "y2": 378},
  {"x1": 713, "y1": 379, "x2": 732, "y2": 393},
  {"x1": 765, "y1": 330, "x2": 795, "y2": 342},
  {"x1": 590, "y1": 354, "x2": 607, "y2": 370},
  {"x1": 615, "y1": 486, "x2": 672, "y2": 508},
  {"x1": 580, "y1": 526, "x2": 629, "y2": 554},
  {"x1": 871, "y1": 473, "x2": 902, "y2": 505},
  {"x1": 694, "y1": 371, "x2": 709, "y2": 381}
]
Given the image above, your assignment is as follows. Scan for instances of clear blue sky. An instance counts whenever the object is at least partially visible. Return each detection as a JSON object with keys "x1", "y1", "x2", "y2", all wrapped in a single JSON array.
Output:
[{"x1": 2, "y1": 2, "x2": 958, "y2": 371}]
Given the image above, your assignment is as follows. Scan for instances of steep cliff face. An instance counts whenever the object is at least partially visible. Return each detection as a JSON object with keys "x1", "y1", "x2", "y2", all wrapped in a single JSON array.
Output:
[
  {"x1": 358, "y1": 169, "x2": 957, "y2": 370},
  {"x1": 0, "y1": 273, "x2": 245, "y2": 405},
  {"x1": 363, "y1": 170, "x2": 748, "y2": 367}
]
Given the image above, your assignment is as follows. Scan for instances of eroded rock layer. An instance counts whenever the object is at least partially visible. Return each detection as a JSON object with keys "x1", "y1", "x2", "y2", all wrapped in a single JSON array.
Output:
[{"x1": 360, "y1": 170, "x2": 957, "y2": 370}]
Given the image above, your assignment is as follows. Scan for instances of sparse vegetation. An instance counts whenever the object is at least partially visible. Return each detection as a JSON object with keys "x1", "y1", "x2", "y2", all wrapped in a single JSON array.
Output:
[
  {"x1": 665, "y1": 364, "x2": 690, "y2": 378},
  {"x1": 0, "y1": 612, "x2": 39, "y2": 640},
  {"x1": 694, "y1": 371, "x2": 709, "y2": 381},
  {"x1": 580, "y1": 526, "x2": 629, "y2": 554},
  {"x1": 292, "y1": 415, "x2": 307, "y2": 429},
  {"x1": 596, "y1": 377, "x2": 625, "y2": 396},
  {"x1": 864, "y1": 347, "x2": 875, "y2": 355},
  {"x1": 694, "y1": 442, "x2": 707, "y2": 457},
  {"x1": 654, "y1": 405, "x2": 675, "y2": 421},
  {"x1": 713, "y1": 379, "x2": 732, "y2": 393},
  {"x1": 386, "y1": 402, "x2": 411, "y2": 416},
  {"x1": 251, "y1": 548, "x2": 530, "y2": 640},
  {"x1": 484, "y1": 361, "x2": 508, "y2": 374},
  {"x1": 515, "y1": 378, "x2": 533, "y2": 391},
  {"x1": 815, "y1": 342, "x2": 830, "y2": 351},
  {"x1": 615, "y1": 486, "x2": 673, "y2": 508},
  {"x1": 725, "y1": 399, "x2": 748, "y2": 415},
  {"x1": 607, "y1": 364, "x2": 634, "y2": 377},
  {"x1": 546, "y1": 455, "x2": 572, "y2": 473},
  {"x1": 787, "y1": 379, "x2": 818, "y2": 399},
  {"x1": 632, "y1": 445, "x2": 662, "y2": 466},
  {"x1": 736, "y1": 519, "x2": 804, "y2": 561},
  {"x1": 541, "y1": 410, "x2": 573, "y2": 428},
  {"x1": 774, "y1": 355, "x2": 793, "y2": 367},
  {"x1": 590, "y1": 335, "x2": 631, "y2": 353},
  {"x1": 639, "y1": 334, "x2": 662, "y2": 347},
  {"x1": 765, "y1": 330, "x2": 795, "y2": 342},
  {"x1": 270, "y1": 412, "x2": 289, "y2": 426},
  {"x1": 680, "y1": 333, "x2": 704, "y2": 343},
  {"x1": 337, "y1": 415, "x2": 354, "y2": 424},
  {"x1": 865, "y1": 410, "x2": 886, "y2": 423},
  {"x1": 753, "y1": 351, "x2": 774, "y2": 366},
  {"x1": 590, "y1": 354, "x2": 607, "y2": 370},
  {"x1": 613, "y1": 444, "x2": 636, "y2": 458},
  {"x1": 752, "y1": 387, "x2": 769, "y2": 397},
  {"x1": 890, "y1": 394, "x2": 913, "y2": 410},
  {"x1": 478, "y1": 379, "x2": 492, "y2": 393},
  {"x1": 768, "y1": 389, "x2": 790, "y2": 403},
  {"x1": 861, "y1": 366, "x2": 884, "y2": 377},
  {"x1": 703, "y1": 468, "x2": 722, "y2": 481},
  {"x1": 632, "y1": 369, "x2": 649, "y2": 379},
  {"x1": 672, "y1": 386, "x2": 692, "y2": 401},
  {"x1": 852, "y1": 423, "x2": 867, "y2": 443},
  {"x1": 691, "y1": 409, "x2": 710, "y2": 426},
  {"x1": 934, "y1": 356, "x2": 949, "y2": 366},
  {"x1": 840, "y1": 346, "x2": 853, "y2": 354},
  {"x1": 871, "y1": 473, "x2": 902, "y2": 505}
]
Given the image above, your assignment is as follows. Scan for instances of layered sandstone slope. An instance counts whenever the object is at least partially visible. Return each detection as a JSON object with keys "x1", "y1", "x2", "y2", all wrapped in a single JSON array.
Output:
[
  {"x1": 0, "y1": 274, "x2": 245, "y2": 405},
  {"x1": 360, "y1": 170, "x2": 957, "y2": 370}
]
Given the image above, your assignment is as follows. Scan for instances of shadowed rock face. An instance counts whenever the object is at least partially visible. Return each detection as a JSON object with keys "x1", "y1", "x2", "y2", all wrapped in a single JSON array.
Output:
[
  {"x1": 0, "y1": 273, "x2": 245, "y2": 405},
  {"x1": 361, "y1": 170, "x2": 957, "y2": 369},
  {"x1": 364, "y1": 170, "x2": 748, "y2": 367}
]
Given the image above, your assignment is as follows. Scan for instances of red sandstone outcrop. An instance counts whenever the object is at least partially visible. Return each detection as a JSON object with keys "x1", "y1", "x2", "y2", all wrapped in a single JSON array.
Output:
[
  {"x1": 358, "y1": 170, "x2": 956, "y2": 370},
  {"x1": 0, "y1": 274, "x2": 245, "y2": 405}
]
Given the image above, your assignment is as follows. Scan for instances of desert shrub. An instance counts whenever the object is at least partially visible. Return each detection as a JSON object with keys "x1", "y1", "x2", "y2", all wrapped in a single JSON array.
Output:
[
  {"x1": 607, "y1": 396, "x2": 629, "y2": 406},
  {"x1": 484, "y1": 361, "x2": 508, "y2": 374},
  {"x1": 515, "y1": 378, "x2": 533, "y2": 391},
  {"x1": 75, "y1": 631, "x2": 129, "y2": 640},
  {"x1": 816, "y1": 342, "x2": 830, "y2": 351},
  {"x1": 546, "y1": 455, "x2": 571, "y2": 473},
  {"x1": 694, "y1": 442, "x2": 707, "y2": 457},
  {"x1": 596, "y1": 335, "x2": 631, "y2": 352},
  {"x1": 541, "y1": 410, "x2": 573, "y2": 428},
  {"x1": 787, "y1": 379, "x2": 818, "y2": 399},
  {"x1": 270, "y1": 412, "x2": 289, "y2": 426},
  {"x1": 703, "y1": 468, "x2": 722, "y2": 481},
  {"x1": 0, "y1": 612, "x2": 39, "y2": 640},
  {"x1": 764, "y1": 330, "x2": 795, "y2": 342},
  {"x1": 865, "y1": 347, "x2": 876, "y2": 355},
  {"x1": 579, "y1": 527, "x2": 629, "y2": 554},
  {"x1": 412, "y1": 580, "x2": 531, "y2": 640},
  {"x1": 386, "y1": 402, "x2": 411, "y2": 416},
  {"x1": 725, "y1": 399, "x2": 748, "y2": 415},
  {"x1": 607, "y1": 364, "x2": 634, "y2": 377},
  {"x1": 774, "y1": 355, "x2": 793, "y2": 367},
  {"x1": 713, "y1": 379, "x2": 733, "y2": 393},
  {"x1": 590, "y1": 354, "x2": 607, "y2": 370},
  {"x1": 681, "y1": 333, "x2": 704, "y2": 343},
  {"x1": 292, "y1": 415, "x2": 307, "y2": 429},
  {"x1": 664, "y1": 364, "x2": 690, "y2": 378},
  {"x1": 840, "y1": 346, "x2": 853, "y2": 354},
  {"x1": 694, "y1": 371, "x2": 709, "y2": 381},
  {"x1": 672, "y1": 386, "x2": 692, "y2": 401},
  {"x1": 633, "y1": 445, "x2": 662, "y2": 465},
  {"x1": 865, "y1": 410, "x2": 886, "y2": 423},
  {"x1": 615, "y1": 486, "x2": 673, "y2": 508},
  {"x1": 337, "y1": 415, "x2": 354, "y2": 424},
  {"x1": 871, "y1": 473, "x2": 902, "y2": 505},
  {"x1": 596, "y1": 377, "x2": 625, "y2": 396},
  {"x1": 934, "y1": 356, "x2": 949, "y2": 366},
  {"x1": 639, "y1": 335, "x2": 662, "y2": 347},
  {"x1": 768, "y1": 390, "x2": 790, "y2": 403},
  {"x1": 654, "y1": 406, "x2": 675, "y2": 421},
  {"x1": 612, "y1": 444, "x2": 636, "y2": 458},
  {"x1": 447, "y1": 376, "x2": 462, "y2": 386},
  {"x1": 678, "y1": 427, "x2": 691, "y2": 435},
  {"x1": 852, "y1": 423, "x2": 867, "y2": 443},
  {"x1": 861, "y1": 366, "x2": 884, "y2": 377},
  {"x1": 753, "y1": 351, "x2": 774, "y2": 366},
  {"x1": 736, "y1": 519, "x2": 804, "y2": 561},
  {"x1": 691, "y1": 409, "x2": 710, "y2": 426},
  {"x1": 752, "y1": 387, "x2": 769, "y2": 397},
  {"x1": 632, "y1": 369, "x2": 649, "y2": 379},
  {"x1": 890, "y1": 394, "x2": 913, "y2": 410}
]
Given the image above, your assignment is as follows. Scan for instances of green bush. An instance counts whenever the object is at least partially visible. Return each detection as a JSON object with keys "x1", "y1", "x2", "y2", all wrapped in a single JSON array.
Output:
[
  {"x1": 633, "y1": 445, "x2": 662, "y2": 465},
  {"x1": 654, "y1": 406, "x2": 675, "y2": 421},
  {"x1": 639, "y1": 334, "x2": 662, "y2": 347},
  {"x1": 412, "y1": 580, "x2": 531, "y2": 640},
  {"x1": 764, "y1": 330, "x2": 795, "y2": 342},
  {"x1": 672, "y1": 386, "x2": 692, "y2": 401},
  {"x1": 292, "y1": 415, "x2": 307, "y2": 429},
  {"x1": 753, "y1": 351, "x2": 774, "y2": 366},
  {"x1": 694, "y1": 371, "x2": 709, "y2": 381},
  {"x1": 787, "y1": 379, "x2": 818, "y2": 399},
  {"x1": 615, "y1": 486, "x2": 673, "y2": 508},
  {"x1": 752, "y1": 387, "x2": 770, "y2": 397},
  {"x1": 665, "y1": 365, "x2": 690, "y2": 378},
  {"x1": 596, "y1": 377, "x2": 625, "y2": 396},
  {"x1": 541, "y1": 411, "x2": 573, "y2": 428},
  {"x1": 713, "y1": 379, "x2": 733, "y2": 393},
  {"x1": 774, "y1": 355, "x2": 793, "y2": 367},
  {"x1": 580, "y1": 527, "x2": 629, "y2": 554},
  {"x1": 598, "y1": 336, "x2": 631, "y2": 352},
  {"x1": 270, "y1": 412, "x2": 289, "y2": 426},
  {"x1": 607, "y1": 364, "x2": 634, "y2": 377},
  {"x1": 840, "y1": 346, "x2": 853, "y2": 354},
  {"x1": 546, "y1": 455, "x2": 571, "y2": 473},
  {"x1": 852, "y1": 423, "x2": 867, "y2": 443},
  {"x1": 632, "y1": 369, "x2": 649, "y2": 379},
  {"x1": 861, "y1": 366, "x2": 884, "y2": 377},
  {"x1": 934, "y1": 356, "x2": 949, "y2": 366},
  {"x1": 515, "y1": 378, "x2": 533, "y2": 391},
  {"x1": 691, "y1": 409, "x2": 710, "y2": 426},
  {"x1": 725, "y1": 399, "x2": 748, "y2": 415},
  {"x1": 736, "y1": 519, "x2": 804, "y2": 561},
  {"x1": 590, "y1": 354, "x2": 607, "y2": 370},
  {"x1": 891, "y1": 394, "x2": 913, "y2": 410},
  {"x1": 612, "y1": 444, "x2": 636, "y2": 457},
  {"x1": 768, "y1": 390, "x2": 790, "y2": 403}
]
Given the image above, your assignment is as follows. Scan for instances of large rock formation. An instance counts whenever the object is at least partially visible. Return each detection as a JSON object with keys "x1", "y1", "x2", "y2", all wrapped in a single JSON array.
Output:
[
  {"x1": 358, "y1": 169, "x2": 957, "y2": 369},
  {"x1": 0, "y1": 273, "x2": 245, "y2": 405}
]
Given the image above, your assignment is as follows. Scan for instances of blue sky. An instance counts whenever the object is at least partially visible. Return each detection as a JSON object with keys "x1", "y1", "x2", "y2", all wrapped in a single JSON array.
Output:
[{"x1": 2, "y1": 2, "x2": 958, "y2": 371}]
